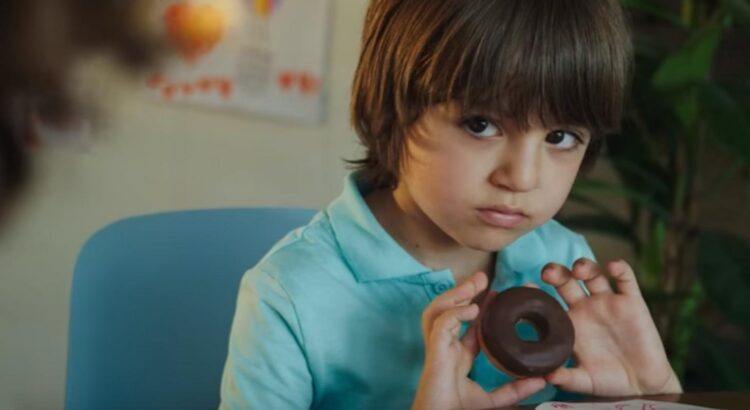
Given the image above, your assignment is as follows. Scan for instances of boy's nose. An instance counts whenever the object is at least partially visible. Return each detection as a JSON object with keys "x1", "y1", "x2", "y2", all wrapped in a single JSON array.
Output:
[{"x1": 488, "y1": 141, "x2": 541, "y2": 193}]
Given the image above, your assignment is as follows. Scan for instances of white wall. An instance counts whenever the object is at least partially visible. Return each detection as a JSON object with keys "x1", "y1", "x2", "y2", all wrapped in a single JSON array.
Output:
[{"x1": 0, "y1": 1, "x2": 368, "y2": 408}]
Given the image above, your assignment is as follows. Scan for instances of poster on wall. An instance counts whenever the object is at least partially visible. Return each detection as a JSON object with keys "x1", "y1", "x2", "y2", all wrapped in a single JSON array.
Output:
[{"x1": 145, "y1": 0, "x2": 330, "y2": 124}]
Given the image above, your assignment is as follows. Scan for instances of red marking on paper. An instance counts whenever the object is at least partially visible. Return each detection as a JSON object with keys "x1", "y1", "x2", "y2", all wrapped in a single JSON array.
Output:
[
  {"x1": 147, "y1": 73, "x2": 166, "y2": 89},
  {"x1": 217, "y1": 78, "x2": 233, "y2": 99},
  {"x1": 148, "y1": 74, "x2": 235, "y2": 100},
  {"x1": 162, "y1": 84, "x2": 178, "y2": 99},
  {"x1": 278, "y1": 71, "x2": 294, "y2": 90},
  {"x1": 299, "y1": 72, "x2": 320, "y2": 94},
  {"x1": 277, "y1": 70, "x2": 321, "y2": 95},
  {"x1": 181, "y1": 84, "x2": 195, "y2": 95},
  {"x1": 197, "y1": 78, "x2": 213, "y2": 92}
]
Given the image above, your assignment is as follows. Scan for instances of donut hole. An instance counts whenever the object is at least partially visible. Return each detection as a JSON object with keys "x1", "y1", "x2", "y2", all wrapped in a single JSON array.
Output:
[{"x1": 514, "y1": 313, "x2": 549, "y2": 343}]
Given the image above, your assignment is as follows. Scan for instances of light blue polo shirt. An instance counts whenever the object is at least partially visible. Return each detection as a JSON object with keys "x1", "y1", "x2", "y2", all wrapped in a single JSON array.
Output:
[{"x1": 220, "y1": 174, "x2": 594, "y2": 409}]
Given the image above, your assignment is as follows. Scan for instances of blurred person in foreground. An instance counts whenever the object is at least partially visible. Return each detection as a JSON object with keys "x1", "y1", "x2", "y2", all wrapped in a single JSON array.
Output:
[{"x1": 0, "y1": 0, "x2": 162, "y2": 225}]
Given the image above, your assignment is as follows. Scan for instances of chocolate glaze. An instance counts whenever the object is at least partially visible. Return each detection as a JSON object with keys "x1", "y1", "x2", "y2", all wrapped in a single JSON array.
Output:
[{"x1": 479, "y1": 287, "x2": 574, "y2": 377}]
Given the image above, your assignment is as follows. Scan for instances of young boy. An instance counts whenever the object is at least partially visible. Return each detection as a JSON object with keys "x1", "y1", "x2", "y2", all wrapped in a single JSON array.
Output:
[{"x1": 220, "y1": 0, "x2": 681, "y2": 408}]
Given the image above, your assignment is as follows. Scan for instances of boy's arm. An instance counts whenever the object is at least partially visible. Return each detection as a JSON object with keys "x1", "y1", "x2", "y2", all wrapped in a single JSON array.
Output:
[{"x1": 220, "y1": 270, "x2": 313, "y2": 409}]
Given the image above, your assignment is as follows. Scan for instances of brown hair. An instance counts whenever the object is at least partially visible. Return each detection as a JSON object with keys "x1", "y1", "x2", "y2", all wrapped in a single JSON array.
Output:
[{"x1": 350, "y1": 0, "x2": 633, "y2": 189}]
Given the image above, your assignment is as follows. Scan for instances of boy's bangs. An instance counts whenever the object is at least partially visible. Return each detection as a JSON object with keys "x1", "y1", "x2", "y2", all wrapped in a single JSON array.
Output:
[{"x1": 419, "y1": 0, "x2": 631, "y2": 136}]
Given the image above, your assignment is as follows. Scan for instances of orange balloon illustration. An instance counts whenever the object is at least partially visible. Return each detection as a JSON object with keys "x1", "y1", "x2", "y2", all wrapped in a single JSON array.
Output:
[{"x1": 164, "y1": 2, "x2": 226, "y2": 63}]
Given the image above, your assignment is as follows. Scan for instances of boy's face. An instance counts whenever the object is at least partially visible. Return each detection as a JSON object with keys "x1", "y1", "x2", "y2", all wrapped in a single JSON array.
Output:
[{"x1": 393, "y1": 103, "x2": 590, "y2": 252}]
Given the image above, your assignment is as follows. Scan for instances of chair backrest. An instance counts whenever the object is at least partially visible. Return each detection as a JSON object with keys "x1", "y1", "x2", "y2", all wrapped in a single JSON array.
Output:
[{"x1": 65, "y1": 207, "x2": 316, "y2": 409}]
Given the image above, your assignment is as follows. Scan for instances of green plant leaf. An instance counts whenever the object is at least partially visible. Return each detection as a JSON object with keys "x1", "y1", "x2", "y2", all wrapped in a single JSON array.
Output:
[
  {"x1": 567, "y1": 192, "x2": 619, "y2": 216},
  {"x1": 728, "y1": 82, "x2": 750, "y2": 104},
  {"x1": 668, "y1": 282, "x2": 704, "y2": 379},
  {"x1": 695, "y1": 332, "x2": 750, "y2": 389},
  {"x1": 610, "y1": 158, "x2": 671, "y2": 195},
  {"x1": 697, "y1": 232, "x2": 750, "y2": 329},
  {"x1": 723, "y1": 0, "x2": 750, "y2": 24},
  {"x1": 641, "y1": 289, "x2": 692, "y2": 302},
  {"x1": 652, "y1": 26, "x2": 723, "y2": 90},
  {"x1": 572, "y1": 178, "x2": 671, "y2": 219},
  {"x1": 673, "y1": 86, "x2": 700, "y2": 128},
  {"x1": 638, "y1": 220, "x2": 666, "y2": 290},
  {"x1": 621, "y1": 0, "x2": 687, "y2": 26},
  {"x1": 556, "y1": 214, "x2": 637, "y2": 244},
  {"x1": 700, "y1": 84, "x2": 750, "y2": 164}
]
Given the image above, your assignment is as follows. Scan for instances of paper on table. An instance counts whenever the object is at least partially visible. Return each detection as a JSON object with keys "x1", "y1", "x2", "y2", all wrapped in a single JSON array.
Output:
[{"x1": 536, "y1": 400, "x2": 721, "y2": 410}]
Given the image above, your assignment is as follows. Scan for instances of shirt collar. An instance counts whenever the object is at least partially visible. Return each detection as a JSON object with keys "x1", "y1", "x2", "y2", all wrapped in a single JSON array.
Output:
[
  {"x1": 498, "y1": 230, "x2": 545, "y2": 275},
  {"x1": 326, "y1": 173, "x2": 433, "y2": 282},
  {"x1": 326, "y1": 172, "x2": 545, "y2": 284}
]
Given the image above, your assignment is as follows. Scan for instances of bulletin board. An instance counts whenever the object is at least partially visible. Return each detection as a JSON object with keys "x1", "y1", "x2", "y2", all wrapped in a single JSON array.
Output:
[{"x1": 145, "y1": 0, "x2": 330, "y2": 123}]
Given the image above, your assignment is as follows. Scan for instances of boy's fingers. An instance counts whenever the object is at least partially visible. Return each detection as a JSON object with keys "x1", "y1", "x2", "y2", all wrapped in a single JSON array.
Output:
[
  {"x1": 460, "y1": 321, "x2": 480, "y2": 356},
  {"x1": 487, "y1": 377, "x2": 547, "y2": 407},
  {"x1": 571, "y1": 258, "x2": 612, "y2": 295},
  {"x1": 428, "y1": 304, "x2": 479, "y2": 352},
  {"x1": 422, "y1": 272, "x2": 487, "y2": 337},
  {"x1": 607, "y1": 259, "x2": 642, "y2": 297},
  {"x1": 541, "y1": 263, "x2": 587, "y2": 306},
  {"x1": 458, "y1": 325, "x2": 479, "y2": 376},
  {"x1": 544, "y1": 367, "x2": 593, "y2": 394}
]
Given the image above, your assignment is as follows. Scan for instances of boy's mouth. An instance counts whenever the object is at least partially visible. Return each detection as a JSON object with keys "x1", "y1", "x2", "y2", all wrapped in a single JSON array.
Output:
[{"x1": 476, "y1": 206, "x2": 527, "y2": 229}]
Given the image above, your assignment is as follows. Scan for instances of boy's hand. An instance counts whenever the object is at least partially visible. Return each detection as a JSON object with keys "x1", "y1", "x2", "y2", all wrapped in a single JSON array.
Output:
[
  {"x1": 541, "y1": 259, "x2": 682, "y2": 397},
  {"x1": 412, "y1": 271, "x2": 546, "y2": 410}
]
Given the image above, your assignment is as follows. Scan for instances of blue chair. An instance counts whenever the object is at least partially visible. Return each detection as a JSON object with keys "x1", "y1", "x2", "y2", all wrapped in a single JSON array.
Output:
[{"x1": 65, "y1": 208, "x2": 316, "y2": 409}]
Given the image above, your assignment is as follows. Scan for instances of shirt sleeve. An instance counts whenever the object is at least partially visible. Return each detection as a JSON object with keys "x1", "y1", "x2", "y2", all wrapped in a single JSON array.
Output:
[
  {"x1": 220, "y1": 269, "x2": 313, "y2": 409},
  {"x1": 572, "y1": 232, "x2": 596, "y2": 262}
]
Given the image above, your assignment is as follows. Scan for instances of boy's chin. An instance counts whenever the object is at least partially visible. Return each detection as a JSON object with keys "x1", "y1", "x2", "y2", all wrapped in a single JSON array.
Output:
[{"x1": 462, "y1": 230, "x2": 526, "y2": 252}]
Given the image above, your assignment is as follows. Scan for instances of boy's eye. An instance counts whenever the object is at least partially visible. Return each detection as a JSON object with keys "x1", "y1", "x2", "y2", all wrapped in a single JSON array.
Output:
[
  {"x1": 461, "y1": 116, "x2": 501, "y2": 139},
  {"x1": 546, "y1": 130, "x2": 584, "y2": 150}
]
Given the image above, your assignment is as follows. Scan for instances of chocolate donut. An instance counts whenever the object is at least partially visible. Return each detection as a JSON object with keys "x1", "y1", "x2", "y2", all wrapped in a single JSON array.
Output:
[{"x1": 478, "y1": 287, "x2": 574, "y2": 377}]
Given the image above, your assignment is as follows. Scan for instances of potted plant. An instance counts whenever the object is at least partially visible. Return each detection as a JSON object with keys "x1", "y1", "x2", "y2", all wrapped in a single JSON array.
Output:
[{"x1": 561, "y1": 0, "x2": 750, "y2": 390}]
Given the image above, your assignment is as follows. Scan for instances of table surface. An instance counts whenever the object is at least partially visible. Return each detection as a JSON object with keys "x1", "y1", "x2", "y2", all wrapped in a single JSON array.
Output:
[{"x1": 496, "y1": 391, "x2": 750, "y2": 410}]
